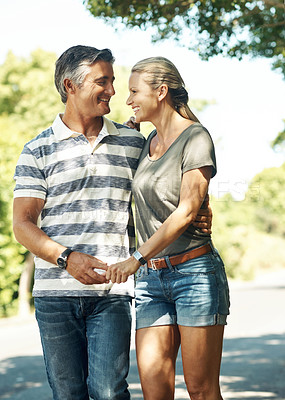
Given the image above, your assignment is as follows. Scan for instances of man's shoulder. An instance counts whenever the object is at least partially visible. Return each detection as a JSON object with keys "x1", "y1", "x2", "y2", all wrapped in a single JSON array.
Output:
[
  {"x1": 107, "y1": 118, "x2": 144, "y2": 140},
  {"x1": 24, "y1": 126, "x2": 54, "y2": 150},
  {"x1": 113, "y1": 121, "x2": 142, "y2": 134}
]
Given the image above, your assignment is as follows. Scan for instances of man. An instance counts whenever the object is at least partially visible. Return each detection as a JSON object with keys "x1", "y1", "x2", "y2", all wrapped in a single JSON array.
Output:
[
  {"x1": 13, "y1": 45, "x2": 145, "y2": 400},
  {"x1": 13, "y1": 45, "x2": 211, "y2": 400}
]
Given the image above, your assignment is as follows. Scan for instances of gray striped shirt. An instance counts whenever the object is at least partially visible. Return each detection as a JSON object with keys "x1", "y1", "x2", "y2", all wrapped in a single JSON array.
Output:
[{"x1": 14, "y1": 114, "x2": 145, "y2": 297}]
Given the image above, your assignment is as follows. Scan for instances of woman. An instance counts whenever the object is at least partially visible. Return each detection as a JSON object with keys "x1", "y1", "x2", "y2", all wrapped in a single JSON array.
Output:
[{"x1": 106, "y1": 57, "x2": 230, "y2": 400}]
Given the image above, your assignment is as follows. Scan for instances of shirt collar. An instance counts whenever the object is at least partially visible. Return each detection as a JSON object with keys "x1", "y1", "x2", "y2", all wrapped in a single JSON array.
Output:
[{"x1": 52, "y1": 114, "x2": 120, "y2": 141}]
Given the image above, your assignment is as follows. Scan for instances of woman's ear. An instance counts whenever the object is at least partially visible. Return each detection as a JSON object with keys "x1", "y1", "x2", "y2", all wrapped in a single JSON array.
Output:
[
  {"x1": 158, "y1": 84, "x2": 168, "y2": 101},
  {"x1": 63, "y1": 78, "x2": 76, "y2": 95}
]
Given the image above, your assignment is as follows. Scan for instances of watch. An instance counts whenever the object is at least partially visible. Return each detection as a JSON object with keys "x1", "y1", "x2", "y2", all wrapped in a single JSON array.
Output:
[
  {"x1": 57, "y1": 248, "x2": 74, "y2": 269},
  {"x1": 132, "y1": 250, "x2": 147, "y2": 266}
]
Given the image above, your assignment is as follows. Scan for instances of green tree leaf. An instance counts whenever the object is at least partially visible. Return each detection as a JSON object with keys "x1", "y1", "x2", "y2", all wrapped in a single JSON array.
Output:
[{"x1": 83, "y1": 0, "x2": 285, "y2": 76}]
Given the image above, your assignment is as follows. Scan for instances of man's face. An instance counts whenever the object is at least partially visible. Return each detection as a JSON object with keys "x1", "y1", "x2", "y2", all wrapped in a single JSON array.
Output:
[{"x1": 73, "y1": 60, "x2": 115, "y2": 118}]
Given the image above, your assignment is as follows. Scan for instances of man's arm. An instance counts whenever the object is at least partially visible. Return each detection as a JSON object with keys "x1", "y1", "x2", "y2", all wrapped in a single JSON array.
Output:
[{"x1": 13, "y1": 197, "x2": 108, "y2": 285}]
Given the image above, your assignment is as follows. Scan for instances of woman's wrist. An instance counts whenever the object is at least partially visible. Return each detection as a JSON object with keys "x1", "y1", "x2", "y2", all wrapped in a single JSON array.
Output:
[{"x1": 132, "y1": 250, "x2": 147, "y2": 266}]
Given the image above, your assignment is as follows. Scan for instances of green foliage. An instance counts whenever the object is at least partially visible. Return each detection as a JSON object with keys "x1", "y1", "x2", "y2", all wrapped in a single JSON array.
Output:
[
  {"x1": 84, "y1": 0, "x2": 285, "y2": 76},
  {"x1": 0, "y1": 49, "x2": 63, "y2": 317},
  {"x1": 271, "y1": 120, "x2": 285, "y2": 152},
  {"x1": 248, "y1": 162, "x2": 285, "y2": 235},
  {"x1": 211, "y1": 163, "x2": 285, "y2": 280}
]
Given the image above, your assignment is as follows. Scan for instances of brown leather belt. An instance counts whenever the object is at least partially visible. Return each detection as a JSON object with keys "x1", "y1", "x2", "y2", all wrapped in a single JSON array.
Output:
[{"x1": 147, "y1": 243, "x2": 212, "y2": 270}]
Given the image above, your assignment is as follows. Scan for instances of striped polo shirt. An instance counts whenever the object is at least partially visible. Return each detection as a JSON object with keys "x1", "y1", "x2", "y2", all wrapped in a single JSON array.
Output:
[{"x1": 14, "y1": 114, "x2": 145, "y2": 297}]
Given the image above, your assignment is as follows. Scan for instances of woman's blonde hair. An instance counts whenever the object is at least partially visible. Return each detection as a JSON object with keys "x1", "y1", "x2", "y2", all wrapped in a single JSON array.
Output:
[{"x1": 131, "y1": 57, "x2": 199, "y2": 122}]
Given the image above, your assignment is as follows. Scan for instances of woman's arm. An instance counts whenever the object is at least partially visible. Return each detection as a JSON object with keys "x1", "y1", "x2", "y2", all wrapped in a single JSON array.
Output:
[{"x1": 106, "y1": 166, "x2": 212, "y2": 283}]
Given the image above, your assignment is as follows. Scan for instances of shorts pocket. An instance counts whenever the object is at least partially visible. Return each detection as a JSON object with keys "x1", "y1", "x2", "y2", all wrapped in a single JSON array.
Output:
[
  {"x1": 173, "y1": 254, "x2": 215, "y2": 276},
  {"x1": 135, "y1": 266, "x2": 148, "y2": 282}
]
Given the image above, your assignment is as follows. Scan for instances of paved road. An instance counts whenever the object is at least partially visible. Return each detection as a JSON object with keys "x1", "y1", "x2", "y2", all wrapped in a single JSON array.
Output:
[{"x1": 1, "y1": 270, "x2": 285, "y2": 400}]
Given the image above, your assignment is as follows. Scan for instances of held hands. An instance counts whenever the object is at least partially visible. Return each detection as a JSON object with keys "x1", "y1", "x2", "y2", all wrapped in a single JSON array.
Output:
[
  {"x1": 106, "y1": 257, "x2": 140, "y2": 284},
  {"x1": 66, "y1": 252, "x2": 109, "y2": 285}
]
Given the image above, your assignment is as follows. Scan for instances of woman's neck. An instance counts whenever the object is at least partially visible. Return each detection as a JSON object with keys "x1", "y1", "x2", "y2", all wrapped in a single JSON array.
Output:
[
  {"x1": 153, "y1": 106, "x2": 194, "y2": 143},
  {"x1": 148, "y1": 106, "x2": 196, "y2": 160}
]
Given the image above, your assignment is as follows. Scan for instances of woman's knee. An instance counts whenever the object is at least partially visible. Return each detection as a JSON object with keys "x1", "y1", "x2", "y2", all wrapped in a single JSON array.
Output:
[{"x1": 185, "y1": 379, "x2": 222, "y2": 400}]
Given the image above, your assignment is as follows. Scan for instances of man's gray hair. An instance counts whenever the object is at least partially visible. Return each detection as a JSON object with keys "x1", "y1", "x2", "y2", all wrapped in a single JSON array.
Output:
[{"x1": 55, "y1": 45, "x2": 115, "y2": 104}]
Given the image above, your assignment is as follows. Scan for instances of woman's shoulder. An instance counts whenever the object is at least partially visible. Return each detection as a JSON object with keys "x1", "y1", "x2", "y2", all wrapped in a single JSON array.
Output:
[
  {"x1": 184, "y1": 122, "x2": 209, "y2": 135},
  {"x1": 183, "y1": 123, "x2": 213, "y2": 143}
]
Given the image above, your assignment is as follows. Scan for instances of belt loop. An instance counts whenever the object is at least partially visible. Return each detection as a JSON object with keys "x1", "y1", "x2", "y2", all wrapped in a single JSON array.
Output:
[
  {"x1": 165, "y1": 256, "x2": 174, "y2": 271},
  {"x1": 209, "y1": 241, "x2": 215, "y2": 253}
]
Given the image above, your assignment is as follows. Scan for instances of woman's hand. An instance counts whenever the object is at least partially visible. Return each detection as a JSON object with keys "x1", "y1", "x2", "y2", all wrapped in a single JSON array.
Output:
[
  {"x1": 123, "y1": 116, "x2": 140, "y2": 131},
  {"x1": 106, "y1": 257, "x2": 141, "y2": 283}
]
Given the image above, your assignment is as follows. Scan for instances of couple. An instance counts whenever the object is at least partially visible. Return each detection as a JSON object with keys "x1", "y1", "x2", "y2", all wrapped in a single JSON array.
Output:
[{"x1": 13, "y1": 45, "x2": 230, "y2": 400}]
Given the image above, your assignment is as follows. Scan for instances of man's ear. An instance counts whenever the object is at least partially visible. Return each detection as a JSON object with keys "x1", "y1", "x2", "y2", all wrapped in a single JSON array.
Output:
[
  {"x1": 63, "y1": 78, "x2": 76, "y2": 95},
  {"x1": 158, "y1": 84, "x2": 168, "y2": 101}
]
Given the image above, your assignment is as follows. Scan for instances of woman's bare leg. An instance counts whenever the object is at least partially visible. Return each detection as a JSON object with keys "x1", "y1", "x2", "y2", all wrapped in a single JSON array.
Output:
[
  {"x1": 179, "y1": 325, "x2": 225, "y2": 400},
  {"x1": 136, "y1": 325, "x2": 180, "y2": 400}
]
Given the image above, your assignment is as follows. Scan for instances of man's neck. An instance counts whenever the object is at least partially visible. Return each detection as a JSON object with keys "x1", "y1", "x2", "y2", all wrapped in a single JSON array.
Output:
[{"x1": 61, "y1": 110, "x2": 104, "y2": 142}]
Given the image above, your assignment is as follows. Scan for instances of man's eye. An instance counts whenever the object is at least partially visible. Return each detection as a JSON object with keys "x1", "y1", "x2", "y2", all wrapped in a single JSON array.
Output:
[{"x1": 96, "y1": 81, "x2": 105, "y2": 86}]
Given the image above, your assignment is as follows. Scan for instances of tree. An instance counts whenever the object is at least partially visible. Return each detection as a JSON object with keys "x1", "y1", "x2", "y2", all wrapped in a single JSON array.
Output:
[
  {"x1": 271, "y1": 121, "x2": 285, "y2": 152},
  {"x1": 84, "y1": 0, "x2": 285, "y2": 76},
  {"x1": 0, "y1": 49, "x2": 63, "y2": 317},
  {"x1": 210, "y1": 162, "x2": 285, "y2": 279},
  {"x1": 248, "y1": 162, "x2": 285, "y2": 235},
  {"x1": 84, "y1": 0, "x2": 285, "y2": 158}
]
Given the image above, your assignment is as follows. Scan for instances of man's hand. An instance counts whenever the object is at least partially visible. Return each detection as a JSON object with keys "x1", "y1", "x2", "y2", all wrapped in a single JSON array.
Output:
[
  {"x1": 193, "y1": 194, "x2": 213, "y2": 234},
  {"x1": 123, "y1": 116, "x2": 140, "y2": 131},
  {"x1": 66, "y1": 252, "x2": 109, "y2": 285}
]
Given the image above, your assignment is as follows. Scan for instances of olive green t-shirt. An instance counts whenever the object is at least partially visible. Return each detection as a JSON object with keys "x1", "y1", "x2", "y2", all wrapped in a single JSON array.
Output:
[{"x1": 132, "y1": 123, "x2": 217, "y2": 258}]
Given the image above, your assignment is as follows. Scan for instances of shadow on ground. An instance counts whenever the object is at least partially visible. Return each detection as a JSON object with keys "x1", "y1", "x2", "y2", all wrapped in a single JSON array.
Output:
[
  {"x1": 220, "y1": 333, "x2": 285, "y2": 399},
  {"x1": 0, "y1": 334, "x2": 284, "y2": 400}
]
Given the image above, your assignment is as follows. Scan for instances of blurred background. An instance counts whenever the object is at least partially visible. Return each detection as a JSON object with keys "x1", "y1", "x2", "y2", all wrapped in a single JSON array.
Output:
[{"x1": 0, "y1": 0, "x2": 284, "y2": 318}]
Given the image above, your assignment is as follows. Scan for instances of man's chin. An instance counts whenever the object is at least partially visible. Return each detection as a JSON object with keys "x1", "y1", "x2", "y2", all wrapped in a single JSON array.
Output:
[{"x1": 99, "y1": 103, "x2": 111, "y2": 115}]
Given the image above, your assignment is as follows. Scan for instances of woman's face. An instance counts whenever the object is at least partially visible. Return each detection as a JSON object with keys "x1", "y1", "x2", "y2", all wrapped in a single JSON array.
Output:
[{"x1": 126, "y1": 72, "x2": 159, "y2": 123}]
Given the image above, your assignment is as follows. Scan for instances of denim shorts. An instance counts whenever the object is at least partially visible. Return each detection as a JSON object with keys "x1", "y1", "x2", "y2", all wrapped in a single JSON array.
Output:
[{"x1": 135, "y1": 247, "x2": 230, "y2": 330}]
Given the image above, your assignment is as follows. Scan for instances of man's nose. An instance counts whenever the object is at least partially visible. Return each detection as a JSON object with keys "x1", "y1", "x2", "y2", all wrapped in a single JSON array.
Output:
[{"x1": 106, "y1": 82, "x2": 115, "y2": 96}]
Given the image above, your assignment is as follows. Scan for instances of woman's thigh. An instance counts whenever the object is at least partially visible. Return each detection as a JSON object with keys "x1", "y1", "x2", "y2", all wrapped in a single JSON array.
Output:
[
  {"x1": 179, "y1": 325, "x2": 224, "y2": 396},
  {"x1": 136, "y1": 325, "x2": 180, "y2": 400}
]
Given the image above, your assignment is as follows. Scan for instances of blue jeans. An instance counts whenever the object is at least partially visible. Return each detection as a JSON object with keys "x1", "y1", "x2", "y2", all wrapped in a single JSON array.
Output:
[{"x1": 34, "y1": 296, "x2": 132, "y2": 400}]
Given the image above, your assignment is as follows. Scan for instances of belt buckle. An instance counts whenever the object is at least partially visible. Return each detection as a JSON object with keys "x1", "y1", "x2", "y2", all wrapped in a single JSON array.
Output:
[{"x1": 150, "y1": 259, "x2": 157, "y2": 270}]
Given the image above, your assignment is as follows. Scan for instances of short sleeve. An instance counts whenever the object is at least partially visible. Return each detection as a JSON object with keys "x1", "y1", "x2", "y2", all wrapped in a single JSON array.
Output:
[
  {"x1": 13, "y1": 145, "x2": 47, "y2": 199},
  {"x1": 182, "y1": 124, "x2": 217, "y2": 178}
]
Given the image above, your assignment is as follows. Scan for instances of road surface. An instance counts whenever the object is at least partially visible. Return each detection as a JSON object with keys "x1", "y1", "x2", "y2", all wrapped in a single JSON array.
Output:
[{"x1": 0, "y1": 269, "x2": 285, "y2": 399}]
